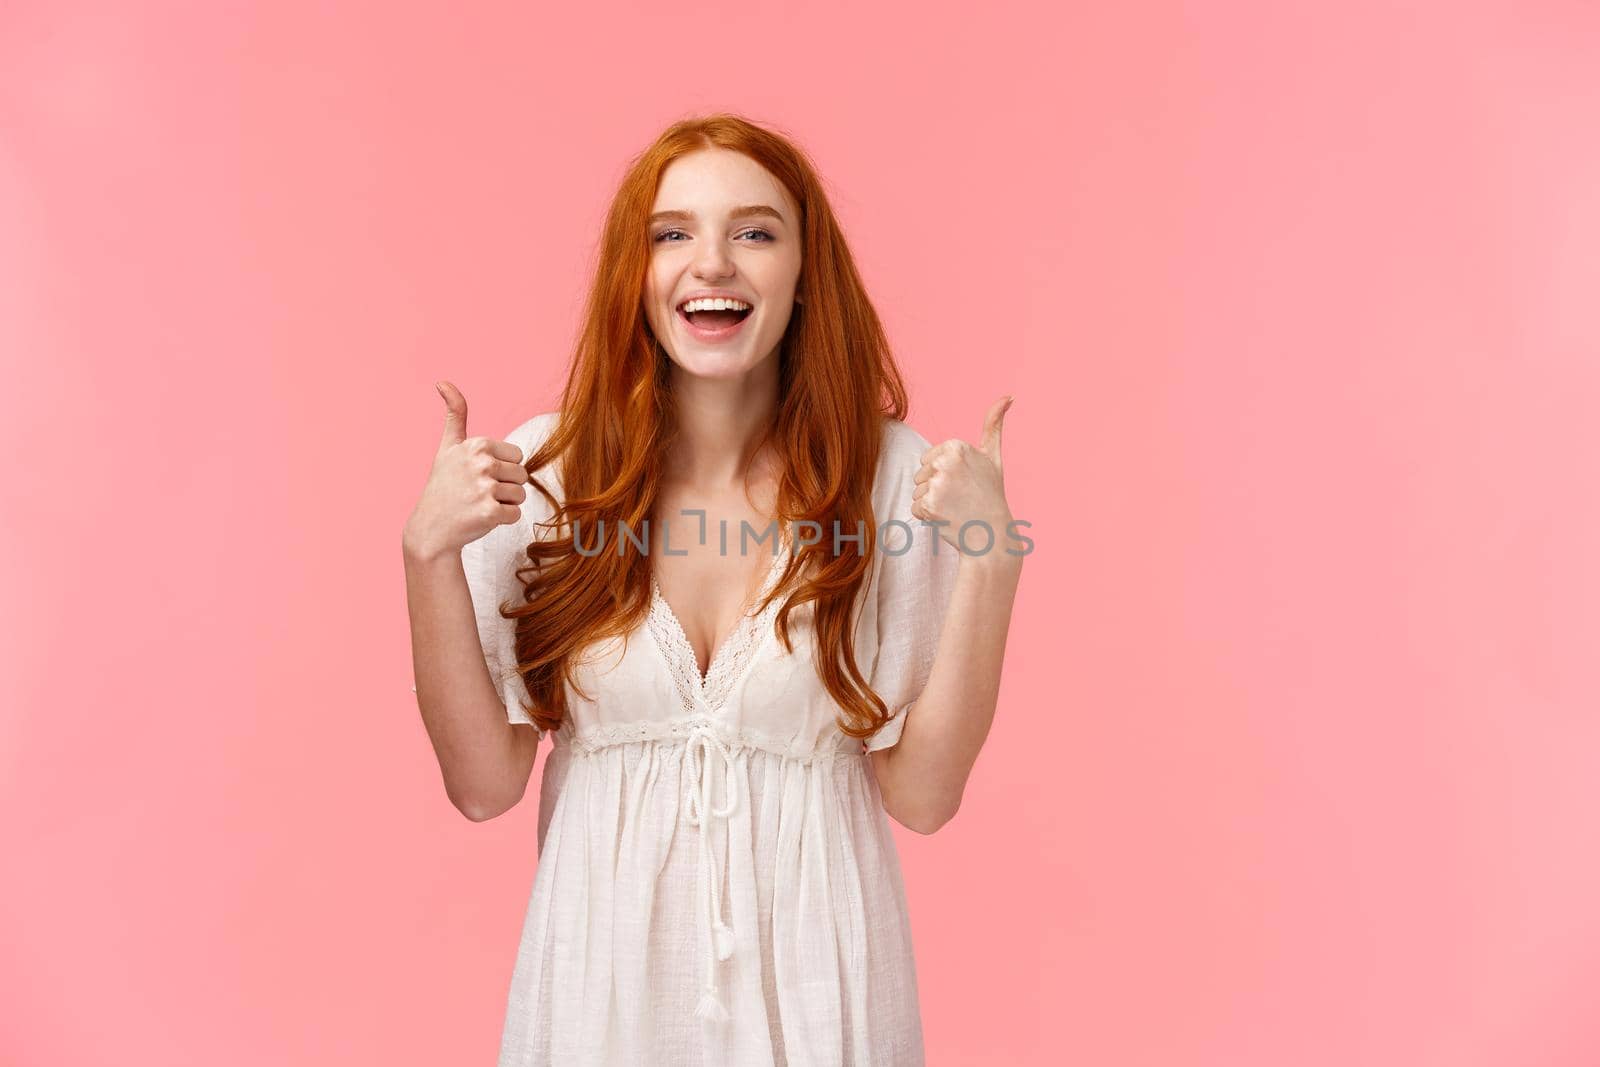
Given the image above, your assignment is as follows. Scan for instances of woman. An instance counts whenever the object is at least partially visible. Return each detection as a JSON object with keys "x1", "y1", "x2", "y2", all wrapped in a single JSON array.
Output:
[{"x1": 403, "y1": 113, "x2": 1025, "y2": 1067}]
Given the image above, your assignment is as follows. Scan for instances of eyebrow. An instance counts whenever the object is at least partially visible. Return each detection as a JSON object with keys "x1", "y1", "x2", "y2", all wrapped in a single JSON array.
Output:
[{"x1": 647, "y1": 204, "x2": 788, "y2": 226}]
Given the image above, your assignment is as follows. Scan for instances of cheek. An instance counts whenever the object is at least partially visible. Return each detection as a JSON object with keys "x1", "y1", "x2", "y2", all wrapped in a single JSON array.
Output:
[{"x1": 643, "y1": 275, "x2": 667, "y2": 317}]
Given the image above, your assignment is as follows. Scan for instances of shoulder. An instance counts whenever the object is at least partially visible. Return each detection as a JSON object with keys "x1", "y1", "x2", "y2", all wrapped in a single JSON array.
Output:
[
  {"x1": 503, "y1": 410, "x2": 562, "y2": 455},
  {"x1": 879, "y1": 415, "x2": 936, "y2": 458},
  {"x1": 501, "y1": 410, "x2": 565, "y2": 483},
  {"x1": 873, "y1": 416, "x2": 937, "y2": 512},
  {"x1": 876, "y1": 415, "x2": 938, "y2": 477}
]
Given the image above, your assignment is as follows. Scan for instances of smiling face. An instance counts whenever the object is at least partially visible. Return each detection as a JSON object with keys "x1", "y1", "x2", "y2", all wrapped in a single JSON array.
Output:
[{"x1": 643, "y1": 148, "x2": 804, "y2": 381}]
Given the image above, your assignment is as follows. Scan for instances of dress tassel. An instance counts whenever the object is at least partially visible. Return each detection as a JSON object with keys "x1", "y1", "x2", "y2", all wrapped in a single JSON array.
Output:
[
  {"x1": 712, "y1": 921, "x2": 735, "y2": 961},
  {"x1": 694, "y1": 988, "x2": 730, "y2": 1023}
]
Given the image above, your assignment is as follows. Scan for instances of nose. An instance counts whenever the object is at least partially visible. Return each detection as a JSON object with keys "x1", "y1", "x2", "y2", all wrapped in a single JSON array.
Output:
[{"x1": 690, "y1": 239, "x2": 736, "y2": 280}]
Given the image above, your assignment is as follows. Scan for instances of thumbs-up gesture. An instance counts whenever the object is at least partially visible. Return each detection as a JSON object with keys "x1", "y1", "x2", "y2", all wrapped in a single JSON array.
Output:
[
  {"x1": 402, "y1": 381, "x2": 531, "y2": 561},
  {"x1": 910, "y1": 395, "x2": 1018, "y2": 557}
]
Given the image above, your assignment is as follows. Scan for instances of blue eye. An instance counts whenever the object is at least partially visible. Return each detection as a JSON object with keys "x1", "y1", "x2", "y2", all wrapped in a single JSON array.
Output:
[{"x1": 652, "y1": 228, "x2": 775, "y2": 243}]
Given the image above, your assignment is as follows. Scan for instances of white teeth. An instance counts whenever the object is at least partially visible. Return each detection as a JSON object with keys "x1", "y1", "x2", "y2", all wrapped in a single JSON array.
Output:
[{"x1": 679, "y1": 297, "x2": 752, "y2": 313}]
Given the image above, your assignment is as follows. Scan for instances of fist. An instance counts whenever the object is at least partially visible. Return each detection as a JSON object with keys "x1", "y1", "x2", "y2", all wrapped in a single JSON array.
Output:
[
  {"x1": 403, "y1": 380, "x2": 531, "y2": 559},
  {"x1": 910, "y1": 394, "x2": 1018, "y2": 557}
]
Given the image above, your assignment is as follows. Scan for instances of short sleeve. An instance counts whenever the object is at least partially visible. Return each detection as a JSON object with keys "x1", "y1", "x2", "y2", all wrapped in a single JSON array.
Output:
[
  {"x1": 863, "y1": 419, "x2": 961, "y2": 752},
  {"x1": 458, "y1": 411, "x2": 562, "y2": 736}
]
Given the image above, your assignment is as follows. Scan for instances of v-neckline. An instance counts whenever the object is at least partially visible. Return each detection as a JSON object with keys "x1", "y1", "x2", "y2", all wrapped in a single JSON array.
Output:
[{"x1": 650, "y1": 540, "x2": 789, "y2": 686}]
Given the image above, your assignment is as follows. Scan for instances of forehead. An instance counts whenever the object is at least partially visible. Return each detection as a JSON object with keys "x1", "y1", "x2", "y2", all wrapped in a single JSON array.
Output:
[{"x1": 651, "y1": 148, "x2": 796, "y2": 219}]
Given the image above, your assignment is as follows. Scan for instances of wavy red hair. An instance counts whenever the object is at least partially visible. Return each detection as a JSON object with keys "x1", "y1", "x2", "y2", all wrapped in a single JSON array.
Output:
[{"x1": 506, "y1": 112, "x2": 915, "y2": 742}]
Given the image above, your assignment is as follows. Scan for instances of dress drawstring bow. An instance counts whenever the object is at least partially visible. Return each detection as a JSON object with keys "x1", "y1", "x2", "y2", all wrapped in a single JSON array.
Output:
[{"x1": 685, "y1": 723, "x2": 740, "y2": 1023}]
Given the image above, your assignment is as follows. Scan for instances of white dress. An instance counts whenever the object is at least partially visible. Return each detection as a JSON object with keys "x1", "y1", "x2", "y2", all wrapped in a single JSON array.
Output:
[{"x1": 460, "y1": 412, "x2": 959, "y2": 1067}]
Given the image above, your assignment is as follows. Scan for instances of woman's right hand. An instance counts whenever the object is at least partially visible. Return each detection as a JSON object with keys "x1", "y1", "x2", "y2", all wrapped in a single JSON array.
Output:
[{"x1": 402, "y1": 380, "x2": 530, "y2": 562}]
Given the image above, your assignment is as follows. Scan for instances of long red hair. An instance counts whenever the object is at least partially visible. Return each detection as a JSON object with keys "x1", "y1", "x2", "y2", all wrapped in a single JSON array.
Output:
[{"x1": 508, "y1": 113, "x2": 914, "y2": 741}]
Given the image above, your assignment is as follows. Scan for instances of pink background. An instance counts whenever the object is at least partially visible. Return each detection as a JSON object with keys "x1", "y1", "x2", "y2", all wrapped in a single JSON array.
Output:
[{"x1": 4, "y1": 2, "x2": 1599, "y2": 1064}]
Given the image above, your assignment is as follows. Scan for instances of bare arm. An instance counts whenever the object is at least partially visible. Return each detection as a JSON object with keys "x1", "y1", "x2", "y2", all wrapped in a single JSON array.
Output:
[
  {"x1": 871, "y1": 551, "x2": 1021, "y2": 833},
  {"x1": 403, "y1": 381, "x2": 546, "y2": 822},
  {"x1": 403, "y1": 535, "x2": 539, "y2": 822},
  {"x1": 868, "y1": 396, "x2": 1022, "y2": 834}
]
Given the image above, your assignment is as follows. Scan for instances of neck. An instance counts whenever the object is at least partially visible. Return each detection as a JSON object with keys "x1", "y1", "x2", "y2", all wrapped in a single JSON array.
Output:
[{"x1": 665, "y1": 356, "x2": 781, "y2": 489}]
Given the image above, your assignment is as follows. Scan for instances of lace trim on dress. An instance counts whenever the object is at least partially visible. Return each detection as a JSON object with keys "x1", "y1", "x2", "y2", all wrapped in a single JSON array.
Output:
[{"x1": 646, "y1": 535, "x2": 791, "y2": 717}]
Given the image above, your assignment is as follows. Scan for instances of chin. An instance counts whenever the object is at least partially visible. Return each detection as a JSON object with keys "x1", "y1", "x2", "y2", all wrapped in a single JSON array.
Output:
[
  {"x1": 664, "y1": 349, "x2": 764, "y2": 380},
  {"x1": 659, "y1": 334, "x2": 780, "y2": 380}
]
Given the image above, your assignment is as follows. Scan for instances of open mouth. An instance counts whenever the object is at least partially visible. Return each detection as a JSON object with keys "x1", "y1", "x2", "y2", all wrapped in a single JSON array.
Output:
[{"x1": 677, "y1": 305, "x2": 753, "y2": 330}]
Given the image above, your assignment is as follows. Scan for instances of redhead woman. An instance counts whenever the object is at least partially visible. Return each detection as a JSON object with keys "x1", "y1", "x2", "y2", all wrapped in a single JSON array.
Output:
[{"x1": 402, "y1": 113, "x2": 1025, "y2": 1067}]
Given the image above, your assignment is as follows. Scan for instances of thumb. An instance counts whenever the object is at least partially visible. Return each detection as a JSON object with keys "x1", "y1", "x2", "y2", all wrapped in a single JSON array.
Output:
[
  {"x1": 980, "y1": 394, "x2": 1012, "y2": 474},
  {"x1": 435, "y1": 380, "x2": 469, "y2": 447}
]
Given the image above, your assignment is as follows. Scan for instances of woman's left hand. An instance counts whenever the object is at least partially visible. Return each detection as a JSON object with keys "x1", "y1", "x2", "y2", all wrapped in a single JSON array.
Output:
[{"x1": 910, "y1": 395, "x2": 1020, "y2": 559}]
